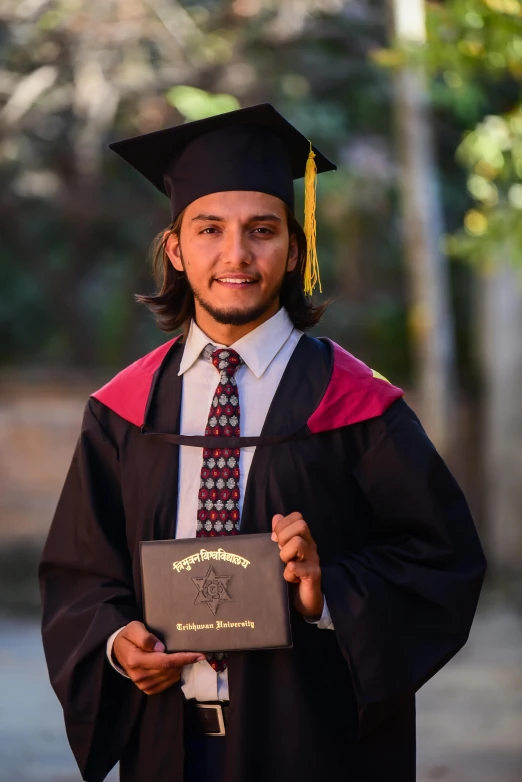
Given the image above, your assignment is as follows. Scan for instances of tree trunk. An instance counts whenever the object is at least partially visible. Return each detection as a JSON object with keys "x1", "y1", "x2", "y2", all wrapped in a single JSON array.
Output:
[
  {"x1": 478, "y1": 265, "x2": 522, "y2": 571},
  {"x1": 390, "y1": 0, "x2": 456, "y2": 456}
]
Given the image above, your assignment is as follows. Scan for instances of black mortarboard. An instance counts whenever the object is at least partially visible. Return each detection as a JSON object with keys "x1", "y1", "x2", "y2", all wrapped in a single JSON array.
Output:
[{"x1": 108, "y1": 103, "x2": 336, "y2": 294}]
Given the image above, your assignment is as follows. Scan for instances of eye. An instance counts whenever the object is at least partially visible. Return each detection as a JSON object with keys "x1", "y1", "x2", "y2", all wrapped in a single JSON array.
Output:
[
  {"x1": 252, "y1": 226, "x2": 274, "y2": 235},
  {"x1": 200, "y1": 226, "x2": 220, "y2": 235}
]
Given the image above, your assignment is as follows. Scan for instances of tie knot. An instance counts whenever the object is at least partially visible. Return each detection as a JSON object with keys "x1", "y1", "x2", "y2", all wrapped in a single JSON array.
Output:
[{"x1": 203, "y1": 345, "x2": 243, "y2": 378}]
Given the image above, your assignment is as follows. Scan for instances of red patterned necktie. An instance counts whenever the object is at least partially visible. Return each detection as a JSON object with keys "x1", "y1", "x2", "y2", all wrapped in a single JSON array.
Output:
[{"x1": 196, "y1": 345, "x2": 243, "y2": 672}]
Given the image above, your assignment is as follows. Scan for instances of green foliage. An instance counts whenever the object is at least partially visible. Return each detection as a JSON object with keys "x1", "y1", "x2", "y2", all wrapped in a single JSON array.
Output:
[
  {"x1": 425, "y1": 0, "x2": 522, "y2": 83},
  {"x1": 444, "y1": 105, "x2": 522, "y2": 267},
  {"x1": 373, "y1": 1, "x2": 522, "y2": 278},
  {"x1": 429, "y1": 78, "x2": 487, "y2": 125},
  {"x1": 166, "y1": 86, "x2": 240, "y2": 120},
  {"x1": 423, "y1": 0, "x2": 522, "y2": 269}
]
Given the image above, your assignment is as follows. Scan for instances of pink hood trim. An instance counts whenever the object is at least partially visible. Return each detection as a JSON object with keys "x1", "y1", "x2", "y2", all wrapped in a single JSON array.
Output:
[
  {"x1": 307, "y1": 341, "x2": 404, "y2": 434},
  {"x1": 91, "y1": 336, "x2": 402, "y2": 434},
  {"x1": 91, "y1": 336, "x2": 181, "y2": 427}
]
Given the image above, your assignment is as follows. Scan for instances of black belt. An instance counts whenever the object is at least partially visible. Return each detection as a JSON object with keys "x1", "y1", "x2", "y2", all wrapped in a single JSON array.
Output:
[{"x1": 184, "y1": 700, "x2": 230, "y2": 737}]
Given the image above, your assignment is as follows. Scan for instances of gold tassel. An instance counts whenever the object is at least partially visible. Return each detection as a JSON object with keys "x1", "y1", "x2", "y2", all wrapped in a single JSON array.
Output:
[{"x1": 303, "y1": 141, "x2": 321, "y2": 296}]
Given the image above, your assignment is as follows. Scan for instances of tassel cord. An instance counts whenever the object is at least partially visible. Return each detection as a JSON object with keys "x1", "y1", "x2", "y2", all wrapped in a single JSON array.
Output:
[{"x1": 303, "y1": 141, "x2": 322, "y2": 296}]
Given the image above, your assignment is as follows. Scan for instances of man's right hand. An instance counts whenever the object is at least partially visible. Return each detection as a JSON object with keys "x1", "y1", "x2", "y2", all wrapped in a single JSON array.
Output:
[{"x1": 112, "y1": 621, "x2": 206, "y2": 695}]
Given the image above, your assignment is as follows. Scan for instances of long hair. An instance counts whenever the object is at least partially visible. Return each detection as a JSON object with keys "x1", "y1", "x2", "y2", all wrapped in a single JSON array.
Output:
[{"x1": 136, "y1": 206, "x2": 328, "y2": 337}]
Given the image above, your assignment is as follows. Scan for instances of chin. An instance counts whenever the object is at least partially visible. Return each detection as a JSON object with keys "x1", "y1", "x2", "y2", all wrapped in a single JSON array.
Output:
[
  {"x1": 191, "y1": 277, "x2": 282, "y2": 327},
  {"x1": 205, "y1": 305, "x2": 268, "y2": 327}
]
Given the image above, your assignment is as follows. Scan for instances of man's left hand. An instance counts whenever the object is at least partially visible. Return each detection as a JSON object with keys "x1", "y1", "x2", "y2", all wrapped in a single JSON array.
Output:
[{"x1": 272, "y1": 512, "x2": 324, "y2": 619}]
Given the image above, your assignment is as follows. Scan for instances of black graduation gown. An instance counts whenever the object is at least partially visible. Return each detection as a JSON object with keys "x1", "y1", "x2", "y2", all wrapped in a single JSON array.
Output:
[{"x1": 39, "y1": 334, "x2": 486, "y2": 782}]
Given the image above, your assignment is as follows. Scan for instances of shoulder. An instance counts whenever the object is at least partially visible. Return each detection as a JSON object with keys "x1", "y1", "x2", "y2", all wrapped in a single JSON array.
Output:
[
  {"x1": 91, "y1": 336, "x2": 182, "y2": 427},
  {"x1": 307, "y1": 339, "x2": 404, "y2": 433}
]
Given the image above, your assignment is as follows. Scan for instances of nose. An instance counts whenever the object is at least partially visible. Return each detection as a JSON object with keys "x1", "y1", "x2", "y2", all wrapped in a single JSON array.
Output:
[{"x1": 222, "y1": 224, "x2": 252, "y2": 266}]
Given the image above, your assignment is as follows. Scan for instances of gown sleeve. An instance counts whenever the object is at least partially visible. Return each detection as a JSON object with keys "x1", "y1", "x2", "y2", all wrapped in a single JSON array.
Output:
[
  {"x1": 321, "y1": 398, "x2": 487, "y2": 738},
  {"x1": 39, "y1": 398, "x2": 142, "y2": 782}
]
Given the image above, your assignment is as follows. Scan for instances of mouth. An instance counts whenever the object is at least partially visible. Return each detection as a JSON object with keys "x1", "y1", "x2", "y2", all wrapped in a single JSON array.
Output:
[{"x1": 214, "y1": 276, "x2": 259, "y2": 289}]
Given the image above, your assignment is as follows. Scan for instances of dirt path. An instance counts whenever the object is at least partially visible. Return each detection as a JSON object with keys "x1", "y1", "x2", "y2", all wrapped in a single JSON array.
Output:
[
  {"x1": 417, "y1": 600, "x2": 522, "y2": 782},
  {"x1": 0, "y1": 617, "x2": 117, "y2": 782}
]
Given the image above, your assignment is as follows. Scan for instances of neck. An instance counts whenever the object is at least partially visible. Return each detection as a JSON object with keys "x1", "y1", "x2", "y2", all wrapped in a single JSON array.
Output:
[{"x1": 193, "y1": 300, "x2": 280, "y2": 346}]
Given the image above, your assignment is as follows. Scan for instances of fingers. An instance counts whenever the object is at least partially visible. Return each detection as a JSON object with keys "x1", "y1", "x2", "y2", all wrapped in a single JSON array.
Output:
[
  {"x1": 119, "y1": 624, "x2": 205, "y2": 668},
  {"x1": 142, "y1": 678, "x2": 180, "y2": 696},
  {"x1": 272, "y1": 512, "x2": 316, "y2": 549},
  {"x1": 170, "y1": 652, "x2": 208, "y2": 667},
  {"x1": 283, "y1": 560, "x2": 321, "y2": 584},
  {"x1": 113, "y1": 621, "x2": 207, "y2": 694},
  {"x1": 271, "y1": 514, "x2": 284, "y2": 536},
  {"x1": 272, "y1": 515, "x2": 323, "y2": 619},
  {"x1": 133, "y1": 671, "x2": 181, "y2": 695},
  {"x1": 125, "y1": 650, "x2": 207, "y2": 694},
  {"x1": 279, "y1": 536, "x2": 317, "y2": 565},
  {"x1": 129, "y1": 649, "x2": 206, "y2": 672}
]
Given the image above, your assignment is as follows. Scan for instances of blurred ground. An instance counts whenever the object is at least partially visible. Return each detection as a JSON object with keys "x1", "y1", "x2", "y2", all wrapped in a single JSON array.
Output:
[
  {"x1": 0, "y1": 616, "x2": 118, "y2": 782},
  {"x1": 417, "y1": 598, "x2": 522, "y2": 782},
  {"x1": 0, "y1": 596, "x2": 520, "y2": 782}
]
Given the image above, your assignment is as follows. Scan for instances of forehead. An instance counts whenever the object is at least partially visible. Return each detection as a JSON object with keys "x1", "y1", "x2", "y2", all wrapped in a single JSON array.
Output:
[{"x1": 183, "y1": 190, "x2": 287, "y2": 220}]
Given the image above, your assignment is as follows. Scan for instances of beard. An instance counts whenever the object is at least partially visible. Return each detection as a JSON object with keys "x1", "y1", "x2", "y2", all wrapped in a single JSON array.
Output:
[
  {"x1": 180, "y1": 246, "x2": 288, "y2": 327},
  {"x1": 192, "y1": 283, "x2": 283, "y2": 326}
]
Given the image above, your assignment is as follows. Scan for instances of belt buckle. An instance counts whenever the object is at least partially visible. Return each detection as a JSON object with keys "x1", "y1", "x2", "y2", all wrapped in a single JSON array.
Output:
[{"x1": 195, "y1": 703, "x2": 226, "y2": 737}]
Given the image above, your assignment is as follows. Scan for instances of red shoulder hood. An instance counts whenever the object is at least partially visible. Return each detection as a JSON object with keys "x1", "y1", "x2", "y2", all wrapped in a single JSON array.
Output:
[
  {"x1": 91, "y1": 336, "x2": 403, "y2": 434},
  {"x1": 91, "y1": 336, "x2": 181, "y2": 427},
  {"x1": 307, "y1": 340, "x2": 404, "y2": 434}
]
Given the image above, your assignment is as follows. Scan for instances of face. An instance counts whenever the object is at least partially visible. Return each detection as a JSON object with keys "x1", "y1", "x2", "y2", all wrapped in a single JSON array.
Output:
[{"x1": 165, "y1": 191, "x2": 298, "y2": 328}]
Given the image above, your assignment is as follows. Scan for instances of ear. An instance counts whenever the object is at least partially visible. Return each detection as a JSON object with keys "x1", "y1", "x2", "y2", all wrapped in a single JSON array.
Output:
[
  {"x1": 164, "y1": 230, "x2": 184, "y2": 272},
  {"x1": 286, "y1": 232, "x2": 299, "y2": 273}
]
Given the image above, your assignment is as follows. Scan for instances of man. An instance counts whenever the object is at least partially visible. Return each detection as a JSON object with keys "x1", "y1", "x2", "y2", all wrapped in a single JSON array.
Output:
[{"x1": 40, "y1": 104, "x2": 486, "y2": 782}]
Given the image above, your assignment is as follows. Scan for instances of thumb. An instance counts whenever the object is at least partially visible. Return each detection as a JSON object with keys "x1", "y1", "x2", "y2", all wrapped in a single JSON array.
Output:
[
  {"x1": 272, "y1": 513, "x2": 284, "y2": 541},
  {"x1": 141, "y1": 632, "x2": 165, "y2": 653},
  {"x1": 128, "y1": 621, "x2": 165, "y2": 653}
]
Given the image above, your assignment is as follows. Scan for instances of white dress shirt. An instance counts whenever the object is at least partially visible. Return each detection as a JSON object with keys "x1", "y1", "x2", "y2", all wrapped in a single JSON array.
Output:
[{"x1": 107, "y1": 308, "x2": 333, "y2": 701}]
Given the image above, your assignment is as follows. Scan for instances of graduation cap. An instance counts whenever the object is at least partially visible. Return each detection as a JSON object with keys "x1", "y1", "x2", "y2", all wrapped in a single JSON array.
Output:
[{"x1": 108, "y1": 103, "x2": 336, "y2": 295}]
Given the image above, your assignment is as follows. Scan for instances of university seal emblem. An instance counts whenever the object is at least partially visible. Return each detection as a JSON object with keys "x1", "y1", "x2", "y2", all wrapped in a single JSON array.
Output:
[{"x1": 192, "y1": 566, "x2": 233, "y2": 615}]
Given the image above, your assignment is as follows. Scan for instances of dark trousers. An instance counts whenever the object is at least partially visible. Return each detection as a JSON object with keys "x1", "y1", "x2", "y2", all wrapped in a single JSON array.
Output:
[{"x1": 183, "y1": 734, "x2": 226, "y2": 782}]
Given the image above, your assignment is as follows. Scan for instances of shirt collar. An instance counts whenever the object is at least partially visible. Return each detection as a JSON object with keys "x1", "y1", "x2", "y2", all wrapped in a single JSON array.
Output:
[{"x1": 178, "y1": 308, "x2": 296, "y2": 379}]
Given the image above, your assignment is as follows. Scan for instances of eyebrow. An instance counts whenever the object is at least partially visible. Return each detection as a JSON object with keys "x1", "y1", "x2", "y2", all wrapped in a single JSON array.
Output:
[
  {"x1": 191, "y1": 213, "x2": 283, "y2": 223},
  {"x1": 191, "y1": 213, "x2": 224, "y2": 222}
]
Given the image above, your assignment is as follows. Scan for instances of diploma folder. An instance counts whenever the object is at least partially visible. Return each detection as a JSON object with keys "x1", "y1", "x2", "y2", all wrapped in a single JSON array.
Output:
[{"x1": 140, "y1": 533, "x2": 293, "y2": 653}]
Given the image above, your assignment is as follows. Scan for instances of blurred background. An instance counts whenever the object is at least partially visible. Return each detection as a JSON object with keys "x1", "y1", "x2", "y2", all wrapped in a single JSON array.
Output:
[{"x1": 1, "y1": 0, "x2": 521, "y2": 780}]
